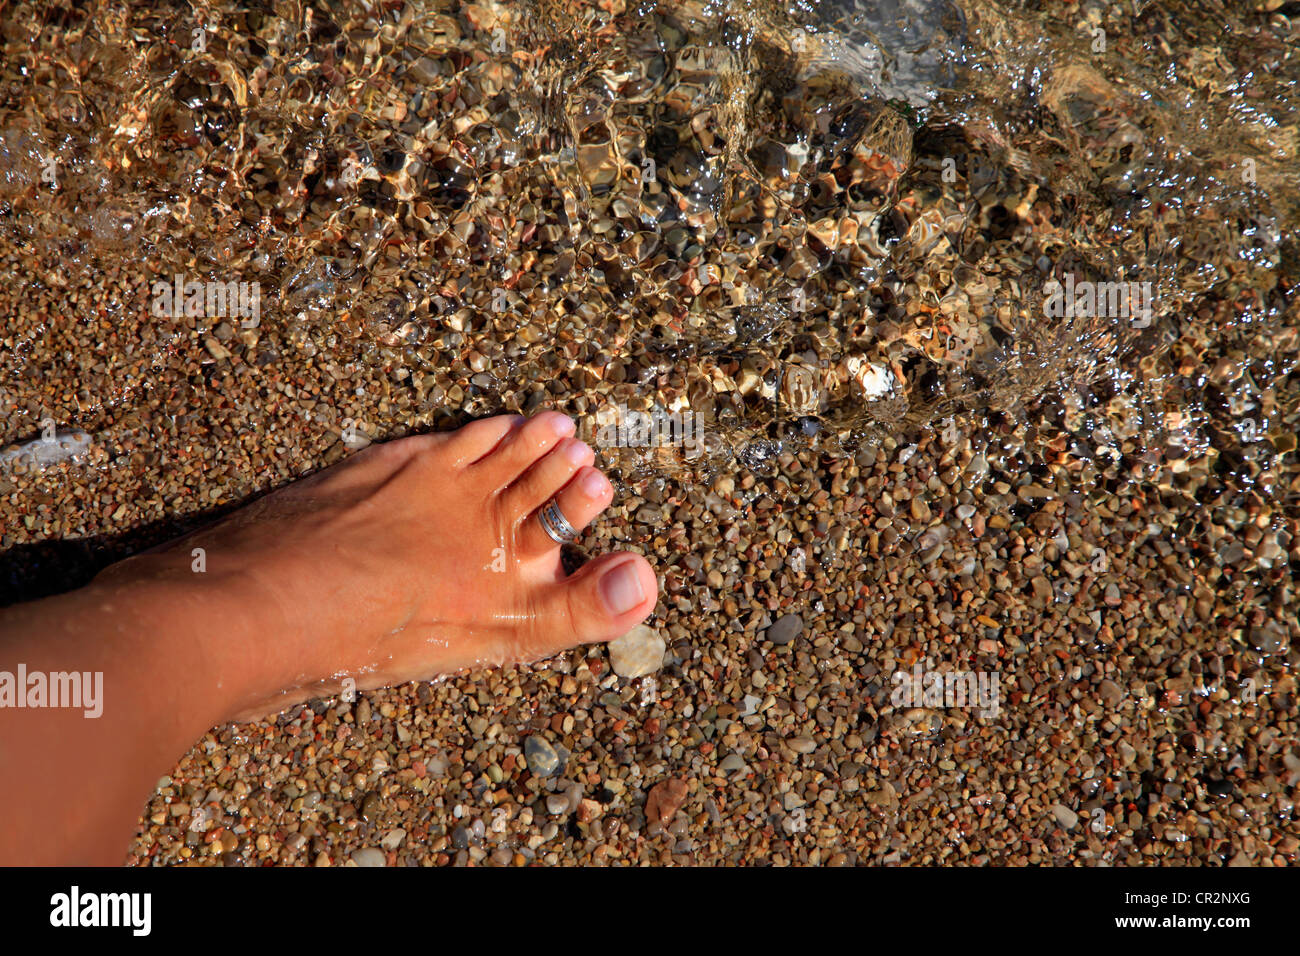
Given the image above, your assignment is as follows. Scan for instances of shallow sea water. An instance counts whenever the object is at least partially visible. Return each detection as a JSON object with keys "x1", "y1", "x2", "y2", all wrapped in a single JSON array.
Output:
[{"x1": 0, "y1": 0, "x2": 1295, "y2": 504}]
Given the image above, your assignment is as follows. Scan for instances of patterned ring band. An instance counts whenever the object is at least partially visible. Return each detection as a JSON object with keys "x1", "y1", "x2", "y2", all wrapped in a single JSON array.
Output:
[{"x1": 539, "y1": 498, "x2": 578, "y2": 544}]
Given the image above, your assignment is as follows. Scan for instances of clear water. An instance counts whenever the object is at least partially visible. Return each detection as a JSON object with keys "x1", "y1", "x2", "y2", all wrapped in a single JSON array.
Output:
[{"x1": 0, "y1": 0, "x2": 1296, "y2": 507}]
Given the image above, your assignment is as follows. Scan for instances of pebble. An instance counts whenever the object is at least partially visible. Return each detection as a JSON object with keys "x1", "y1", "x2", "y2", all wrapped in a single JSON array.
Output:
[
  {"x1": 718, "y1": 754, "x2": 747, "y2": 773},
  {"x1": 1051, "y1": 804, "x2": 1079, "y2": 830},
  {"x1": 645, "y1": 779, "x2": 689, "y2": 825},
  {"x1": 0, "y1": 430, "x2": 93, "y2": 469},
  {"x1": 765, "y1": 613, "x2": 804, "y2": 645},
  {"x1": 607, "y1": 625, "x2": 666, "y2": 678},
  {"x1": 546, "y1": 794, "x2": 571, "y2": 816},
  {"x1": 350, "y1": 848, "x2": 386, "y2": 867},
  {"x1": 1249, "y1": 625, "x2": 1285, "y2": 655},
  {"x1": 524, "y1": 736, "x2": 563, "y2": 777}
]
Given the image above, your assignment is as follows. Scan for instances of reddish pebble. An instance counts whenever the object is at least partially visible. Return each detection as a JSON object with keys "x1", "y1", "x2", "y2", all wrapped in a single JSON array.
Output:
[{"x1": 645, "y1": 778, "x2": 689, "y2": 826}]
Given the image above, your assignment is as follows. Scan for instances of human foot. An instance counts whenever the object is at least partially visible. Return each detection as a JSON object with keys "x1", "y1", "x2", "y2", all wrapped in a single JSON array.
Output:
[{"x1": 97, "y1": 411, "x2": 659, "y2": 720}]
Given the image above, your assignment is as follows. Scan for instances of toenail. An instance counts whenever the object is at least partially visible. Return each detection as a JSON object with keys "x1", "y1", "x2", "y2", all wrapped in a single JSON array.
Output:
[
  {"x1": 599, "y1": 562, "x2": 646, "y2": 615},
  {"x1": 563, "y1": 439, "x2": 589, "y2": 466},
  {"x1": 580, "y1": 469, "x2": 608, "y2": 498},
  {"x1": 549, "y1": 414, "x2": 576, "y2": 437}
]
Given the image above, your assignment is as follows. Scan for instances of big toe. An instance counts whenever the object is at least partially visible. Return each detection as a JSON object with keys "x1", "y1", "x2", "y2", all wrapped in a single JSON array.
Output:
[{"x1": 535, "y1": 552, "x2": 658, "y2": 655}]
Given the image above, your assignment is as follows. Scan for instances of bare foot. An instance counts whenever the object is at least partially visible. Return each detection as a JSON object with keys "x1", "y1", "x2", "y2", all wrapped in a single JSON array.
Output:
[{"x1": 98, "y1": 411, "x2": 659, "y2": 720}]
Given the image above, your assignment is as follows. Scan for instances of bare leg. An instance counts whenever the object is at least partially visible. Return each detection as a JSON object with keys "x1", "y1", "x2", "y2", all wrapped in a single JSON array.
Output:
[{"x1": 0, "y1": 412, "x2": 658, "y2": 864}]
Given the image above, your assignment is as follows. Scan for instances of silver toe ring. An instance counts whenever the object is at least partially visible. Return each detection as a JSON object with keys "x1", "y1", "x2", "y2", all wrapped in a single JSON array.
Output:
[{"x1": 539, "y1": 498, "x2": 578, "y2": 544}]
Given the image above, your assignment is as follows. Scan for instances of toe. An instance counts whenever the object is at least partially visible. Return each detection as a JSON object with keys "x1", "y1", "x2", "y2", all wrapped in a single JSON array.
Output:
[
  {"x1": 443, "y1": 414, "x2": 526, "y2": 467},
  {"x1": 504, "y1": 437, "x2": 594, "y2": 517},
  {"x1": 518, "y1": 465, "x2": 612, "y2": 554},
  {"x1": 472, "y1": 410, "x2": 575, "y2": 489},
  {"x1": 532, "y1": 552, "x2": 658, "y2": 655}
]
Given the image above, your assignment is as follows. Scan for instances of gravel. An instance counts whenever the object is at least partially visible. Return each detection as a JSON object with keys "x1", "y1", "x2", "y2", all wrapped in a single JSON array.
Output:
[{"x1": 0, "y1": 0, "x2": 1296, "y2": 869}]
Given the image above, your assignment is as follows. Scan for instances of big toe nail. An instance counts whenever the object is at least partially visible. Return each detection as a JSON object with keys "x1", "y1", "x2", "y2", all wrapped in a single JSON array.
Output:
[{"x1": 599, "y1": 560, "x2": 647, "y2": 615}]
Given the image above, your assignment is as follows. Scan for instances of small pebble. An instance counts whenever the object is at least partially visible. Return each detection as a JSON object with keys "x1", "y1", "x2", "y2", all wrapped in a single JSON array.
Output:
[
  {"x1": 524, "y1": 736, "x2": 563, "y2": 777},
  {"x1": 765, "y1": 613, "x2": 803, "y2": 645}
]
